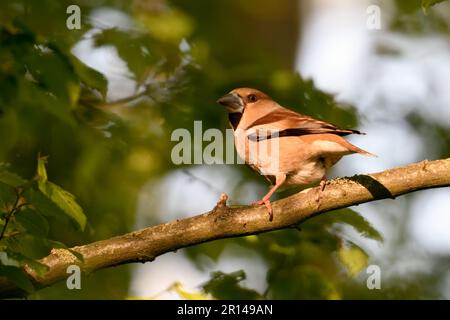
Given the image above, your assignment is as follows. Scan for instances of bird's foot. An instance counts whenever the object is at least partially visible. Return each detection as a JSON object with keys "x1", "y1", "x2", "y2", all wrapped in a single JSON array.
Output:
[
  {"x1": 252, "y1": 198, "x2": 273, "y2": 221},
  {"x1": 251, "y1": 199, "x2": 264, "y2": 206}
]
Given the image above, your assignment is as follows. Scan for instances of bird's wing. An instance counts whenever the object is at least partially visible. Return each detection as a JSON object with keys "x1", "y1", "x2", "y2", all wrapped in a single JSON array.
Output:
[{"x1": 247, "y1": 105, "x2": 363, "y2": 142}]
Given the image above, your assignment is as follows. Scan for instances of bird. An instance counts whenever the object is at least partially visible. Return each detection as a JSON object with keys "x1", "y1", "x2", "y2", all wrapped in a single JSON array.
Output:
[{"x1": 216, "y1": 87, "x2": 374, "y2": 221}]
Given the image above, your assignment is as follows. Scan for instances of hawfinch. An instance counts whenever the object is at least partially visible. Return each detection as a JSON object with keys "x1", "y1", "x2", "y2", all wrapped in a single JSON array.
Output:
[{"x1": 217, "y1": 88, "x2": 373, "y2": 221}]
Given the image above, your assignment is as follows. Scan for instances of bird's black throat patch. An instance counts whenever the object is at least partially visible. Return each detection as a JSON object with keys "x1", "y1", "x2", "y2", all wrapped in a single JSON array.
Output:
[{"x1": 228, "y1": 112, "x2": 242, "y2": 130}]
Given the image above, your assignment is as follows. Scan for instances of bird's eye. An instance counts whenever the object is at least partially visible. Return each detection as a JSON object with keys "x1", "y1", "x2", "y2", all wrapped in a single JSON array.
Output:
[{"x1": 248, "y1": 94, "x2": 257, "y2": 102}]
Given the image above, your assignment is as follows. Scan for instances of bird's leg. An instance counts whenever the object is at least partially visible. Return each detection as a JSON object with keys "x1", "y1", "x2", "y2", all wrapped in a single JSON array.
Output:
[
  {"x1": 315, "y1": 176, "x2": 327, "y2": 209},
  {"x1": 252, "y1": 173, "x2": 286, "y2": 221}
]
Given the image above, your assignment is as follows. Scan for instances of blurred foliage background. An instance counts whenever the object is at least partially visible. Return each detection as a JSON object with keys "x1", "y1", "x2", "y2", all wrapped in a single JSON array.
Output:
[{"x1": 0, "y1": 0, "x2": 449, "y2": 299}]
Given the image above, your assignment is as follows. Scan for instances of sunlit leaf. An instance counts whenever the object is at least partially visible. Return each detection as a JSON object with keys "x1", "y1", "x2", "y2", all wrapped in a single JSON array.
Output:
[
  {"x1": 68, "y1": 81, "x2": 81, "y2": 108},
  {"x1": 171, "y1": 282, "x2": 211, "y2": 300},
  {"x1": 37, "y1": 181, "x2": 86, "y2": 231},
  {"x1": 36, "y1": 156, "x2": 48, "y2": 182},
  {"x1": 422, "y1": 0, "x2": 447, "y2": 12},
  {"x1": 268, "y1": 242, "x2": 296, "y2": 256},
  {"x1": 337, "y1": 242, "x2": 369, "y2": 277},
  {"x1": 135, "y1": 8, "x2": 193, "y2": 43},
  {"x1": 36, "y1": 157, "x2": 86, "y2": 230}
]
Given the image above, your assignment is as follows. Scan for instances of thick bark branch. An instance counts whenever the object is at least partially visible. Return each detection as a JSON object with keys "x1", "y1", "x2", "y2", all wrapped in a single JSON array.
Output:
[{"x1": 1, "y1": 158, "x2": 450, "y2": 298}]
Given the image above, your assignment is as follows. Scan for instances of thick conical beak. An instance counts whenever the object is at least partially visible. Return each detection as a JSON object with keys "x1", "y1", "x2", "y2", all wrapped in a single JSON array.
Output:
[{"x1": 216, "y1": 93, "x2": 244, "y2": 113}]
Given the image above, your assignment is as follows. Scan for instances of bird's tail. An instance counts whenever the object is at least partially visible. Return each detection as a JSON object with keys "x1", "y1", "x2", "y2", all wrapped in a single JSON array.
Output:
[
  {"x1": 350, "y1": 144, "x2": 377, "y2": 157},
  {"x1": 350, "y1": 129, "x2": 366, "y2": 135}
]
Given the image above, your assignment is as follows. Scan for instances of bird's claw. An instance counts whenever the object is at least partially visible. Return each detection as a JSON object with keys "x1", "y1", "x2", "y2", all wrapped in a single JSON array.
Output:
[
  {"x1": 252, "y1": 199, "x2": 273, "y2": 221},
  {"x1": 251, "y1": 200, "x2": 264, "y2": 206}
]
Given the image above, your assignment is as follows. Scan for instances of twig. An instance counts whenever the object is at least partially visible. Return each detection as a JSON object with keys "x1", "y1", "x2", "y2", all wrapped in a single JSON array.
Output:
[{"x1": 0, "y1": 189, "x2": 22, "y2": 241}]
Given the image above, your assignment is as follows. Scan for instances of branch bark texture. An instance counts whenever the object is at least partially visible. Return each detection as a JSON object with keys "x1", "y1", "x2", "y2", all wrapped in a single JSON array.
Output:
[{"x1": 1, "y1": 158, "x2": 450, "y2": 297}]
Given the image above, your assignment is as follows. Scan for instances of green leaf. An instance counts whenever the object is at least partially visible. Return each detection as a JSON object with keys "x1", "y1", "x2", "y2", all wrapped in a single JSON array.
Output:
[
  {"x1": 202, "y1": 270, "x2": 262, "y2": 300},
  {"x1": 36, "y1": 157, "x2": 86, "y2": 230},
  {"x1": 171, "y1": 282, "x2": 211, "y2": 300},
  {"x1": 422, "y1": 0, "x2": 447, "y2": 12},
  {"x1": 24, "y1": 187, "x2": 84, "y2": 234},
  {"x1": 0, "y1": 265, "x2": 34, "y2": 293},
  {"x1": 319, "y1": 208, "x2": 383, "y2": 242},
  {"x1": 94, "y1": 29, "x2": 152, "y2": 81},
  {"x1": 15, "y1": 208, "x2": 49, "y2": 237},
  {"x1": 68, "y1": 249, "x2": 84, "y2": 263},
  {"x1": 24, "y1": 45, "x2": 77, "y2": 106},
  {"x1": 2, "y1": 236, "x2": 65, "y2": 277},
  {"x1": 20, "y1": 78, "x2": 76, "y2": 126},
  {"x1": 0, "y1": 166, "x2": 26, "y2": 187},
  {"x1": 185, "y1": 239, "x2": 230, "y2": 264},
  {"x1": 0, "y1": 181, "x2": 16, "y2": 206},
  {"x1": 93, "y1": 28, "x2": 183, "y2": 82},
  {"x1": 268, "y1": 264, "x2": 340, "y2": 299},
  {"x1": 36, "y1": 156, "x2": 48, "y2": 182},
  {"x1": 337, "y1": 242, "x2": 369, "y2": 277},
  {"x1": 43, "y1": 239, "x2": 66, "y2": 249},
  {"x1": 23, "y1": 188, "x2": 64, "y2": 218},
  {"x1": 69, "y1": 56, "x2": 108, "y2": 98},
  {"x1": 5, "y1": 235, "x2": 50, "y2": 261},
  {"x1": 2, "y1": 249, "x2": 48, "y2": 276},
  {"x1": 0, "y1": 251, "x2": 19, "y2": 266},
  {"x1": 42, "y1": 241, "x2": 83, "y2": 262},
  {"x1": 136, "y1": 8, "x2": 193, "y2": 43},
  {"x1": 38, "y1": 181, "x2": 86, "y2": 231}
]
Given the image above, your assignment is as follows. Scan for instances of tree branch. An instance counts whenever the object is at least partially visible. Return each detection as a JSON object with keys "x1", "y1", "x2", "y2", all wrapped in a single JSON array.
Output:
[{"x1": 1, "y1": 158, "x2": 450, "y2": 298}]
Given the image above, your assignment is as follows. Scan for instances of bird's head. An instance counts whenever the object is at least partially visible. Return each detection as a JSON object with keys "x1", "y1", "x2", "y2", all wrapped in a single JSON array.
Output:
[{"x1": 216, "y1": 88, "x2": 271, "y2": 113}]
